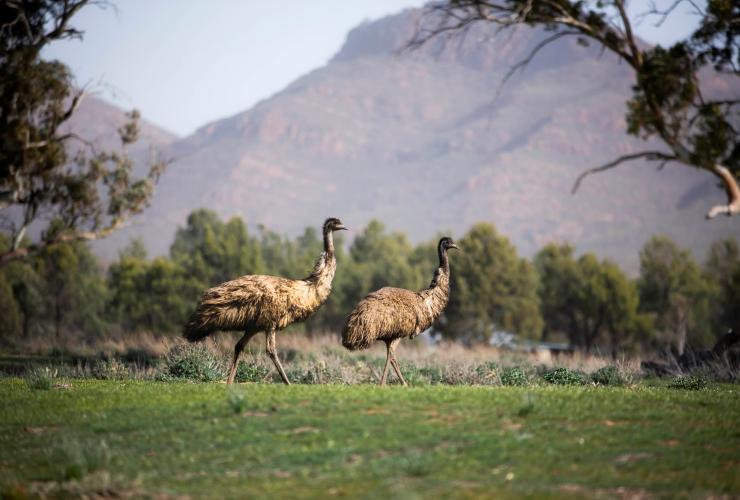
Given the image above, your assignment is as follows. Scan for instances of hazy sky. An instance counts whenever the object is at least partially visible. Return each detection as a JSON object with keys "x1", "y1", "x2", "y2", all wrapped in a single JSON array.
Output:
[{"x1": 44, "y1": 0, "x2": 705, "y2": 137}]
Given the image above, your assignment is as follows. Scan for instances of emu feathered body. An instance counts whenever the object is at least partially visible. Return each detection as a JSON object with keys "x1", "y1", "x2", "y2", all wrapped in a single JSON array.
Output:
[
  {"x1": 341, "y1": 237, "x2": 458, "y2": 385},
  {"x1": 182, "y1": 217, "x2": 347, "y2": 385},
  {"x1": 342, "y1": 267, "x2": 450, "y2": 351},
  {"x1": 183, "y1": 253, "x2": 336, "y2": 342}
]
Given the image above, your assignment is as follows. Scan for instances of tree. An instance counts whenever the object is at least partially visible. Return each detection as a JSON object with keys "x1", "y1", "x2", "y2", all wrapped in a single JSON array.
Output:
[
  {"x1": 703, "y1": 238, "x2": 740, "y2": 333},
  {"x1": 638, "y1": 235, "x2": 715, "y2": 353},
  {"x1": 533, "y1": 243, "x2": 581, "y2": 341},
  {"x1": 411, "y1": 0, "x2": 740, "y2": 218},
  {"x1": 34, "y1": 241, "x2": 108, "y2": 340},
  {"x1": 170, "y1": 209, "x2": 264, "y2": 287},
  {"x1": 349, "y1": 220, "x2": 422, "y2": 293},
  {"x1": 535, "y1": 244, "x2": 649, "y2": 355},
  {"x1": 0, "y1": 1, "x2": 167, "y2": 266},
  {"x1": 0, "y1": 272, "x2": 22, "y2": 339},
  {"x1": 108, "y1": 240, "x2": 202, "y2": 333},
  {"x1": 443, "y1": 222, "x2": 542, "y2": 342}
]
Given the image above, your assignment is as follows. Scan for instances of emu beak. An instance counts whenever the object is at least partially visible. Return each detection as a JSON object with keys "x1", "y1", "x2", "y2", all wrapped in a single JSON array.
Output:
[
  {"x1": 450, "y1": 243, "x2": 460, "y2": 250},
  {"x1": 336, "y1": 224, "x2": 348, "y2": 231}
]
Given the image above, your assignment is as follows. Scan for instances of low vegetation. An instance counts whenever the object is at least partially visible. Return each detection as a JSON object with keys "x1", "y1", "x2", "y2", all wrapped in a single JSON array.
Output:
[{"x1": 1, "y1": 379, "x2": 737, "y2": 498}]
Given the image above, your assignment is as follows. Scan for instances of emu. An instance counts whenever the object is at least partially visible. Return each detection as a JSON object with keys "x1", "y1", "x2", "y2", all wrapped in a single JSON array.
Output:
[
  {"x1": 183, "y1": 217, "x2": 347, "y2": 384},
  {"x1": 342, "y1": 237, "x2": 459, "y2": 385}
]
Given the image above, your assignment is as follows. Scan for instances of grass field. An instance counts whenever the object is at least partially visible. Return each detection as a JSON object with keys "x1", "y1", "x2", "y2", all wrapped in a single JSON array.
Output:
[{"x1": 1, "y1": 379, "x2": 738, "y2": 498}]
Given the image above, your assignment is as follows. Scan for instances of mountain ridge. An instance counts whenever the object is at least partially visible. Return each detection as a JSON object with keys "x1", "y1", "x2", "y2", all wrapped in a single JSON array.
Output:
[{"x1": 87, "y1": 7, "x2": 739, "y2": 273}]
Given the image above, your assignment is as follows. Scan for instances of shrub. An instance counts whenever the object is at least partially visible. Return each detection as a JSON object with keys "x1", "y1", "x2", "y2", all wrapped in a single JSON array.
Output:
[
  {"x1": 25, "y1": 367, "x2": 53, "y2": 390},
  {"x1": 419, "y1": 366, "x2": 445, "y2": 384},
  {"x1": 227, "y1": 388, "x2": 248, "y2": 414},
  {"x1": 163, "y1": 343, "x2": 225, "y2": 382},
  {"x1": 48, "y1": 437, "x2": 110, "y2": 481},
  {"x1": 668, "y1": 375, "x2": 708, "y2": 390},
  {"x1": 91, "y1": 358, "x2": 129, "y2": 380},
  {"x1": 591, "y1": 366, "x2": 624, "y2": 386},
  {"x1": 235, "y1": 362, "x2": 271, "y2": 383},
  {"x1": 474, "y1": 361, "x2": 500, "y2": 385},
  {"x1": 501, "y1": 366, "x2": 528, "y2": 386},
  {"x1": 542, "y1": 367, "x2": 586, "y2": 385},
  {"x1": 283, "y1": 360, "x2": 342, "y2": 384}
]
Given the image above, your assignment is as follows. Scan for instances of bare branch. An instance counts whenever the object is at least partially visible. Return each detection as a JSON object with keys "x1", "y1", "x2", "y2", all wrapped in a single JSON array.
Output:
[
  {"x1": 571, "y1": 151, "x2": 678, "y2": 194},
  {"x1": 705, "y1": 165, "x2": 740, "y2": 218},
  {"x1": 500, "y1": 29, "x2": 580, "y2": 87}
]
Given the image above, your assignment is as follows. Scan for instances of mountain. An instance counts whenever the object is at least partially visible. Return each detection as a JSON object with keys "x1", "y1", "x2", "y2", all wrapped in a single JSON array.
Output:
[
  {"x1": 64, "y1": 96, "x2": 177, "y2": 153},
  {"x1": 93, "y1": 8, "x2": 739, "y2": 273}
]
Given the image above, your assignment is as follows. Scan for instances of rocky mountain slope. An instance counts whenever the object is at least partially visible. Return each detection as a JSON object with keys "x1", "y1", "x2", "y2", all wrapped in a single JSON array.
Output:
[{"x1": 92, "y1": 8, "x2": 739, "y2": 272}]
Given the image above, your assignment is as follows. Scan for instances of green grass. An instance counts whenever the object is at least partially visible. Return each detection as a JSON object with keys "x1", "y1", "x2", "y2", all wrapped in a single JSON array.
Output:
[{"x1": 1, "y1": 380, "x2": 738, "y2": 498}]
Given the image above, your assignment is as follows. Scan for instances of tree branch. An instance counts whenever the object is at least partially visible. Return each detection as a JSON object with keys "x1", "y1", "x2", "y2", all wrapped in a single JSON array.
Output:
[
  {"x1": 705, "y1": 165, "x2": 740, "y2": 218},
  {"x1": 571, "y1": 151, "x2": 678, "y2": 194}
]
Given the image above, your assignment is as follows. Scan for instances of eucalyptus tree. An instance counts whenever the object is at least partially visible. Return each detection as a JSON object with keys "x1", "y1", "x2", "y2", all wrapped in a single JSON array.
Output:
[
  {"x1": 411, "y1": 0, "x2": 739, "y2": 219},
  {"x1": 0, "y1": 1, "x2": 167, "y2": 266}
]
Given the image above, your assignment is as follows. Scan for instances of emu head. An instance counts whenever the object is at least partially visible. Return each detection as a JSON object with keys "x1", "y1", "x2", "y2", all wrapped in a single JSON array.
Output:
[
  {"x1": 438, "y1": 237, "x2": 459, "y2": 253},
  {"x1": 323, "y1": 217, "x2": 348, "y2": 233}
]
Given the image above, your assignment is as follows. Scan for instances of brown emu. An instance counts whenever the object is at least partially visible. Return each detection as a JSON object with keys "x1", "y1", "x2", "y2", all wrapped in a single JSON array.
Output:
[
  {"x1": 183, "y1": 217, "x2": 347, "y2": 384},
  {"x1": 342, "y1": 237, "x2": 459, "y2": 385}
]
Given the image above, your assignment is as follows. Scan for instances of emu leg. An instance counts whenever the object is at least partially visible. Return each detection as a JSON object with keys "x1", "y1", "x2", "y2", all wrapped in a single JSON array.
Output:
[
  {"x1": 266, "y1": 329, "x2": 291, "y2": 385},
  {"x1": 379, "y1": 341, "x2": 393, "y2": 386},
  {"x1": 388, "y1": 339, "x2": 407, "y2": 386},
  {"x1": 227, "y1": 330, "x2": 258, "y2": 384},
  {"x1": 390, "y1": 358, "x2": 408, "y2": 386}
]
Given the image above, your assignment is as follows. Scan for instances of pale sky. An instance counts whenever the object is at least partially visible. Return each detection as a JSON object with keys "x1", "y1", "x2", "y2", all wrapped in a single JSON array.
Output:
[{"x1": 43, "y1": 0, "x2": 705, "y2": 137}]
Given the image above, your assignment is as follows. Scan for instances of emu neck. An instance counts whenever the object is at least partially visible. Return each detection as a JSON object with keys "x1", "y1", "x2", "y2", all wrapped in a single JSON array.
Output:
[
  {"x1": 323, "y1": 230, "x2": 335, "y2": 258},
  {"x1": 423, "y1": 260, "x2": 451, "y2": 320},
  {"x1": 306, "y1": 231, "x2": 337, "y2": 287},
  {"x1": 438, "y1": 246, "x2": 449, "y2": 272}
]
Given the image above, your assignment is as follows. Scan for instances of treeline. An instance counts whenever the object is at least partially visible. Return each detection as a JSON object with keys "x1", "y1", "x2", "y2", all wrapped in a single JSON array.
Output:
[{"x1": 1, "y1": 209, "x2": 738, "y2": 356}]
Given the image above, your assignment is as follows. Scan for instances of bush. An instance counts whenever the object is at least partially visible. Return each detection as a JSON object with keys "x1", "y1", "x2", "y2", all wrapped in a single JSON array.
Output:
[
  {"x1": 474, "y1": 361, "x2": 500, "y2": 385},
  {"x1": 542, "y1": 367, "x2": 586, "y2": 385},
  {"x1": 91, "y1": 358, "x2": 129, "y2": 380},
  {"x1": 591, "y1": 366, "x2": 624, "y2": 386},
  {"x1": 283, "y1": 360, "x2": 342, "y2": 384},
  {"x1": 227, "y1": 388, "x2": 248, "y2": 414},
  {"x1": 501, "y1": 366, "x2": 528, "y2": 386},
  {"x1": 48, "y1": 437, "x2": 110, "y2": 481},
  {"x1": 235, "y1": 362, "x2": 271, "y2": 383},
  {"x1": 668, "y1": 375, "x2": 708, "y2": 390},
  {"x1": 163, "y1": 343, "x2": 225, "y2": 382},
  {"x1": 25, "y1": 367, "x2": 53, "y2": 390}
]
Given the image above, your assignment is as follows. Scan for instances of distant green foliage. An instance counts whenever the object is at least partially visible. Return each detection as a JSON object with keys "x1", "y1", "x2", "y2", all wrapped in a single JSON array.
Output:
[
  {"x1": 535, "y1": 244, "x2": 650, "y2": 355},
  {"x1": 704, "y1": 239, "x2": 740, "y2": 334},
  {"x1": 444, "y1": 223, "x2": 543, "y2": 342},
  {"x1": 163, "y1": 343, "x2": 225, "y2": 382},
  {"x1": 500, "y1": 366, "x2": 528, "y2": 386},
  {"x1": 669, "y1": 375, "x2": 708, "y2": 390},
  {"x1": 591, "y1": 366, "x2": 624, "y2": 386},
  {"x1": 2, "y1": 208, "x2": 738, "y2": 360},
  {"x1": 638, "y1": 236, "x2": 716, "y2": 352},
  {"x1": 542, "y1": 367, "x2": 586, "y2": 385}
]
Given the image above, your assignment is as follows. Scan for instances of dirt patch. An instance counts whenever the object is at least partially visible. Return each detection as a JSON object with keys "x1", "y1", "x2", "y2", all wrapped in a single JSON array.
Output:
[{"x1": 614, "y1": 452, "x2": 652, "y2": 464}]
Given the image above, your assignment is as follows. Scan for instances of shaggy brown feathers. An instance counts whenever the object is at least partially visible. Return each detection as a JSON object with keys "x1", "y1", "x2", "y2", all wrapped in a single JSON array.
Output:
[
  {"x1": 341, "y1": 237, "x2": 458, "y2": 385},
  {"x1": 341, "y1": 273, "x2": 450, "y2": 351},
  {"x1": 183, "y1": 256, "x2": 336, "y2": 341},
  {"x1": 183, "y1": 217, "x2": 347, "y2": 384}
]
